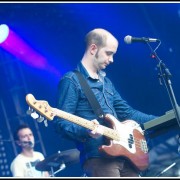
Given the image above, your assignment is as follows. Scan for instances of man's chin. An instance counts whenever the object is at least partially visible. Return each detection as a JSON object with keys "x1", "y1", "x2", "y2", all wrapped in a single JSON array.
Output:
[{"x1": 101, "y1": 65, "x2": 106, "y2": 69}]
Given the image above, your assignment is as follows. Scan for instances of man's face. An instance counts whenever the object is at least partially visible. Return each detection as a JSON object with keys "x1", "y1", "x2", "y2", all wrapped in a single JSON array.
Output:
[
  {"x1": 17, "y1": 128, "x2": 35, "y2": 149},
  {"x1": 93, "y1": 38, "x2": 118, "y2": 71}
]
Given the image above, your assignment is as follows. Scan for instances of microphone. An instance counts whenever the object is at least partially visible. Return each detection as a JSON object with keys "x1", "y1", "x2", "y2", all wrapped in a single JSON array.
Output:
[
  {"x1": 124, "y1": 35, "x2": 160, "y2": 44},
  {"x1": 21, "y1": 141, "x2": 33, "y2": 147}
]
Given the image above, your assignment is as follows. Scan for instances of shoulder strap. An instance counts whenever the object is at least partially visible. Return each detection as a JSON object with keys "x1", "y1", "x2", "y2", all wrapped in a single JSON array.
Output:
[{"x1": 74, "y1": 70, "x2": 104, "y2": 119}]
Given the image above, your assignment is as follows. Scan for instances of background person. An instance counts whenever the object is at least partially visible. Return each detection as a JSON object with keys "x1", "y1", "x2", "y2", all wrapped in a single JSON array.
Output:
[{"x1": 10, "y1": 123, "x2": 49, "y2": 177}]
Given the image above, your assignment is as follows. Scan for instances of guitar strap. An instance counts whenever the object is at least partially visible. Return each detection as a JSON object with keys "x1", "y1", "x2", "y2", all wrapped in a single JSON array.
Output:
[{"x1": 74, "y1": 70, "x2": 105, "y2": 119}]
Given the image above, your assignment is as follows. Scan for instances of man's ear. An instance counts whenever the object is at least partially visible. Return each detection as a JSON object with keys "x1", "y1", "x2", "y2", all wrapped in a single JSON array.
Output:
[{"x1": 90, "y1": 44, "x2": 98, "y2": 55}]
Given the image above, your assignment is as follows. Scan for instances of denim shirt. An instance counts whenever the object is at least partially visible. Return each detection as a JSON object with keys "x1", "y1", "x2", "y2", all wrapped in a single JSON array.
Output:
[{"x1": 53, "y1": 62, "x2": 156, "y2": 164}]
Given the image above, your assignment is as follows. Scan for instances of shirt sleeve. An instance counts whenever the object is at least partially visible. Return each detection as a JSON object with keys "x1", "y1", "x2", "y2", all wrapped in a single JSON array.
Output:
[
  {"x1": 10, "y1": 158, "x2": 25, "y2": 177},
  {"x1": 112, "y1": 83, "x2": 158, "y2": 124},
  {"x1": 53, "y1": 75, "x2": 90, "y2": 142}
]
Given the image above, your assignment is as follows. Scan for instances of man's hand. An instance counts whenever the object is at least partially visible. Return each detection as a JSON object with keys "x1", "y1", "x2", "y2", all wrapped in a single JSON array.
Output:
[{"x1": 88, "y1": 119, "x2": 104, "y2": 139}]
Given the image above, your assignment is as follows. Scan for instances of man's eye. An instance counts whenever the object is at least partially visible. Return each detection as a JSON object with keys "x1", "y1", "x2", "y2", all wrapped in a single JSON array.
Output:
[{"x1": 106, "y1": 52, "x2": 112, "y2": 56}]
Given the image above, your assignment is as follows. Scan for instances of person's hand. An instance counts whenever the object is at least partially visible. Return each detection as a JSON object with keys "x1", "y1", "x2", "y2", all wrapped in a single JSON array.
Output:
[{"x1": 88, "y1": 119, "x2": 104, "y2": 139}]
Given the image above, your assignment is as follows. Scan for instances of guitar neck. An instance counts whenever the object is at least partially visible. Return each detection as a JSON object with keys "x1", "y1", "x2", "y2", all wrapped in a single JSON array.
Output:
[{"x1": 55, "y1": 109, "x2": 119, "y2": 141}]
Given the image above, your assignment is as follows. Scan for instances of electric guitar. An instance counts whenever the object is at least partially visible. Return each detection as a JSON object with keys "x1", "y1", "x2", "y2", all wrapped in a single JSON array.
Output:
[{"x1": 26, "y1": 93, "x2": 149, "y2": 171}]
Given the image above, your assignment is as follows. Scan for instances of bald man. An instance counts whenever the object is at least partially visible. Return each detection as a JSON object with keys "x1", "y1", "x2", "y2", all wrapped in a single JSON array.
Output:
[{"x1": 53, "y1": 28, "x2": 157, "y2": 177}]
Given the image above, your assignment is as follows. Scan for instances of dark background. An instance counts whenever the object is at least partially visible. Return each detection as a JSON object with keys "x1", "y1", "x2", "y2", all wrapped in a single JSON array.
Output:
[{"x1": 0, "y1": 2, "x2": 180, "y2": 177}]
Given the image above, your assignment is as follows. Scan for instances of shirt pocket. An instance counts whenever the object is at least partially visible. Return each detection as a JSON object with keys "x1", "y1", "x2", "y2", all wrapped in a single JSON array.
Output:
[{"x1": 104, "y1": 87, "x2": 114, "y2": 102}]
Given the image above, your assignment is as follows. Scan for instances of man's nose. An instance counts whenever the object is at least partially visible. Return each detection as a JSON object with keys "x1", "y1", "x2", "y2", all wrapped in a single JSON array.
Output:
[
  {"x1": 27, "y1": 135, "x2": 32, "y2": 140},
  {"x1": 109, "y1": 57, "x2": 113, "y2": 63}
]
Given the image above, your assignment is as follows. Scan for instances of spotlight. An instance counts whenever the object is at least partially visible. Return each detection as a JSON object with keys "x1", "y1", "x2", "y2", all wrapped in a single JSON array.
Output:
[{"x1": 0, "y1": 24, "x2": 9, "y2": 44}]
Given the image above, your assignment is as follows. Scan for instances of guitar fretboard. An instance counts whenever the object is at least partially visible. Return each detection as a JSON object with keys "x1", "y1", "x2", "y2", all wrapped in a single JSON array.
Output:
[{"x1": 54, "y1": 109, "x2": 120, "y2": 141}]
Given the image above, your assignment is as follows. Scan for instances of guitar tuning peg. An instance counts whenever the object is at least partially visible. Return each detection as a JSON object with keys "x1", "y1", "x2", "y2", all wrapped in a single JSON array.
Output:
[
  {"x1": 37, "y1": 116, "x2": 44, "y2": 123},
  {"x1": 30, "y1": 112, "x2": 39, "y2": 119},
  {"x1": 26, "y1": 107, "x2": 33, "y2": 115},
  {"x1": 44, "y1": 119, "x2": 48, "y2": 127}
]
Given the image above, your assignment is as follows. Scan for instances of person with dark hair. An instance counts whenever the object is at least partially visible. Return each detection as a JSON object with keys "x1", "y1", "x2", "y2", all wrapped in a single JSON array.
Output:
[
  {"x1": 53, "y1": 28, "x2": 157, "y2": 177},
  {"x1": 10, "y1": 124, "x2": 49, "y2": 177}
]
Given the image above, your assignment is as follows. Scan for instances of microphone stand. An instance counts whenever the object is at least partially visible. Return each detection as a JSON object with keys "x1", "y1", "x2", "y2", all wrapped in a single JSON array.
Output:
[
  {"x1": 155, "y1": 161, "x2": 176, "y2": 177},
  {"x1": 155, "y1": 157, "x2": 180, "y2": 177},
  {"x1": 146, "y1": 41, "x2": 180, "y2": 128},
  {"x1": 145, "y1": 41, "x2": 180, "y2": 177}
]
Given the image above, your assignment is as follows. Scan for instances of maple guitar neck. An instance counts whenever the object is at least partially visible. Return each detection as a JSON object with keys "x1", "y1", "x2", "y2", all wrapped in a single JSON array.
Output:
[{"x1": 54, "y1": 108, "x2": 120, "y2": 141}]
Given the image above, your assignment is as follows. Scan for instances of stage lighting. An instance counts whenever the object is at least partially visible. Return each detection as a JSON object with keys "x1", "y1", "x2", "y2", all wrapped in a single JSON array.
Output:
[{"x1": 0, "y1": 24, "x2": 9, "y2": 44}]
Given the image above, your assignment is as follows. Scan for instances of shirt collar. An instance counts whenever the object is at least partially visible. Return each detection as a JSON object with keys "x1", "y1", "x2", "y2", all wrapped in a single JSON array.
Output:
[
  {"x1": 77, "y1": 62, "x2": 106, "y2": 80},
  {"x1": 77, "y1": 62, "x2": 90, "y2": 79}
]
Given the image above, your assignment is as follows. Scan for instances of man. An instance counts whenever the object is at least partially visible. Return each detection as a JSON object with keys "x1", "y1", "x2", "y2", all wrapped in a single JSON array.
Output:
[
  {"x1": 10, "y1": 124, "x2": 49, "y2": 177},
  {"x1": 53, "y1": 28, "x2": 157, "y2": 177}
]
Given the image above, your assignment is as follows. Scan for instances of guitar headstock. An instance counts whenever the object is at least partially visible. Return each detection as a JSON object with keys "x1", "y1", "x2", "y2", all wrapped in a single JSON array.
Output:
[{"x1": 26, "y1": 94, "x2": 55, "y2": 122}]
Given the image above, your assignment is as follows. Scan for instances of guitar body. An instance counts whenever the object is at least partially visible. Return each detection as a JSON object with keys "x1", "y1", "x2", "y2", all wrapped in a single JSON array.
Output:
[{"x1": 99, "y1": 114, "x2": 149, "y2": 171}]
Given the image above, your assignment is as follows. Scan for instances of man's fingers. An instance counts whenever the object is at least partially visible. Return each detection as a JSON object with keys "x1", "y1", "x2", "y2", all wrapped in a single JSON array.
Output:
[{"x1": 89, "y1": 124, "x2": 104, "y2": 138}]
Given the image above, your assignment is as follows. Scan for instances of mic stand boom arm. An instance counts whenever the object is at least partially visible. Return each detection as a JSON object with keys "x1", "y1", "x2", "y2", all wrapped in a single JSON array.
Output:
[{"x1": 146, "y1": 42, "x2": 180, "y2": 128}]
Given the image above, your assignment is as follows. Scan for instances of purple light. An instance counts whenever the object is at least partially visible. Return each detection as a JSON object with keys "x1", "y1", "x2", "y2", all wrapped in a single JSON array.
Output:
[{"x1": 0, "y1": 25, "x2": 60, "y2": 77}]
